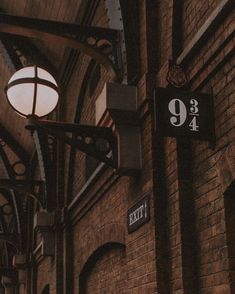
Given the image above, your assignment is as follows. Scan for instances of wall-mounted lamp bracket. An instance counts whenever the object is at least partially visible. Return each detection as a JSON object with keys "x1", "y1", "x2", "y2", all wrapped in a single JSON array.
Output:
[{"x1": 26, "y1": 119, "x2": 117, "y2": 168}]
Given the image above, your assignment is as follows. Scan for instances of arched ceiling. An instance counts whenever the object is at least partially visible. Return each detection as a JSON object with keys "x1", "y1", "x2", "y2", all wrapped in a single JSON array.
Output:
[
  {"x1": 0, "y1": 0, "x2": 86, "y2": 278},
  {"x1": 0, "y1": 0, "x2": 129, "y2": 281},
  {"x1": 0, "y1": 1, "x2": 85, "y2": 154}
]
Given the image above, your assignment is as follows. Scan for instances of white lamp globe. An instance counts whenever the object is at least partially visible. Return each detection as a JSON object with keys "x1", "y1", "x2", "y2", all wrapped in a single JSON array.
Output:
[{"x1": 5, "y1": 66, "x2": 59, "y2": 118}]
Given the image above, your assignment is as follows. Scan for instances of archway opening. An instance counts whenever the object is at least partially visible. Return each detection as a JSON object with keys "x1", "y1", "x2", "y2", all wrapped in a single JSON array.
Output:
[{"x1": 79, "y1": 243, "x2": 126, "y2": 294}]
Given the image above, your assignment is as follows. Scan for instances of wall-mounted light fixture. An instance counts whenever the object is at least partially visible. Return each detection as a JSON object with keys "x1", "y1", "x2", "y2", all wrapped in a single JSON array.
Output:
[
  {"x1": 5, "y1": 65, "x2": 142, "y2": 176},
  {"x1": 5, "y1": 66, "x2": 59, "y2": 118},
  {"x1": 0, "y1": 13, "x2": 142, "y2": 214},
  {"x1": 0, "y1": 12, "x2": 142, "y2": 276}
]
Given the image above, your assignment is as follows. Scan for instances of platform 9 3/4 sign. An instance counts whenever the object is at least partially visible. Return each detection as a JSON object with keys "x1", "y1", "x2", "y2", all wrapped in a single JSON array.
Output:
[{"x1": 155, "y1": 87, "x2": 214, "y2": 141}]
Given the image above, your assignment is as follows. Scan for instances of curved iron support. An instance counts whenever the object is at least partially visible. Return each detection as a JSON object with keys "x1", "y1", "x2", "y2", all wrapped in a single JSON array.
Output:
[
  {"x1": 26, "y1": 119, "x2": 117, "y2": 168},
  {"x1": 0, "y1": 13, "x2": 123, "y2": 81},
  {"x1": 0, "y1": 179, "x2": 45, "y2": 209},
  {"x1": 0, "y1": 35, "x2": 21, "y2": 71},
  {"x1": 0, "y1": 137, "x2": 30, "y2": 252},
  {"x1": 0, "y1": 147, "x2": 23, "y2": 237},
  {"x1": 0, "y1": 124, "x2": 29, "y2": 166}
]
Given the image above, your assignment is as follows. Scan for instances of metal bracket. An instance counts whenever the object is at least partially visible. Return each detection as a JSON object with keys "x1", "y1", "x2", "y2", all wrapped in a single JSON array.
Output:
[
  {"x1": 0, "y1": 13, "x2": 123, "y2": 81},
  {"x1": 26, "y1": 119, "x2": 117, "y2": 168},
  {"x1": 0, "y1": 179, "x2": 45, "y2": 208}
]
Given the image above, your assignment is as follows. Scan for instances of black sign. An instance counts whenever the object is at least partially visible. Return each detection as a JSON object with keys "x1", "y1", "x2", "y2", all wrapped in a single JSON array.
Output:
[
  {"x1": 127, "y1": 195, "x2": 150, "y2": 233},
  {"x1": 155, "y1": 87, "x2": 215, "y2": 141}
]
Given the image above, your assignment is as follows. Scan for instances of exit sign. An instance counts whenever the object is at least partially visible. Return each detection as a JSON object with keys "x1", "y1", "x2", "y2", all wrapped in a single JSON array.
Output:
[
  {"x1": 127, "y1": 195, "x2": 150, "y2": 233},
  {"x1": 155, "y1": 87, "x2": 215, "y2": 141}
]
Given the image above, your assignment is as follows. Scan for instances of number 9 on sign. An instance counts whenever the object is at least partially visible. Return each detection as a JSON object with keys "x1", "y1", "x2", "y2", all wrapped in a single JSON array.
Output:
[{"x1": 168, "y1": 99, "x2": 187, "y2": 127}]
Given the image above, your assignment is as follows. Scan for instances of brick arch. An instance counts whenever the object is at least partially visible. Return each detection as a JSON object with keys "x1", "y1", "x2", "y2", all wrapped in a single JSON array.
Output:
[
  {"x1": 79, "y1": 222, "x2": 125, "y2": 273},
  {"x1": 79, "y1": 242, "x2": 126, "y2": 294}
]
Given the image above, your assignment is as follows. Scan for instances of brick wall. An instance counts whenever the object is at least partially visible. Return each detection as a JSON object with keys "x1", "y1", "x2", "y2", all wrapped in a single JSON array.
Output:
[
  {"x1": 186, "y1": 3, "x2": 234, "y2": 293},
  {"x1": 49, "y1": 0, "x2": 235, "y2": 293},
  {"x1": 66, "y1": 3, "x2": 158, "y2": 293},
  {"x1": 0, "y1": 0, "x2": 234, "y2": 293},
  {"x1": 153, "y1": 1, "x2": 235, "y2": 294},
  {"x1": 36, "y1": 259, "x2": 56, "y2": 294},
  {"x1": 81, "y1": 245, "x2": 126, "y2": 293},
  {"x1": 182, "y1": 0, "x2": 221, "y2": 47}
]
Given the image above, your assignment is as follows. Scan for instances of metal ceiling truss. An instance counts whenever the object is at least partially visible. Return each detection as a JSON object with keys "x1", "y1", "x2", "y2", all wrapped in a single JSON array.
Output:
[
  {"x1": 0, "y1": 124, "x2": 29, "y2": 165},
  {"x1": 0, "y1": 127, "x2": 33, "y2": 262},
  {"x1": 0, "y1": 13, "x2": 123, "y2": 81},
  {"x1": 0, "y1": 35, "x2": 22, "y2": 71},
  {"x1": 0, "y1": 179, "x2": 45, "y2": 208},
  {"x1": 0, "y1": 144, "x2": 25, "y2": 249},
  {"x1": 30, "y1": 128, "x2": 56, "y2": 210},
  {"x1": 66, "y1": 59, "x2": 97, "y2": 201},
  {"x1": 0, "y1": 198, "x2": 19, "y2": 282},
  {"x1": 0, "y1": 33, "x2": 57, "y2": 74},
  {"x1": 0, "y1": 22, "x2": 58, "y2": 211},
  {"x1": 0, "y1": 136, "x2": 47, "y2": 209},
  {"x1": 0, "y1": 31, "x2": 55, "y2": 282},
  {"x1": 59, "y1": 0, "x2": 100, "y2": 90},
  {"x1": 0, "y1": 136, "x2": 30, "y2": 282}
]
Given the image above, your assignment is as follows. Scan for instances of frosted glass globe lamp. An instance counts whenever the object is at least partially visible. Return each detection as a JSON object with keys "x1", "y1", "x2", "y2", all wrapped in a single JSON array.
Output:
[{"x1": 5, "y1": 66, "x2": 59, "y2": 118}]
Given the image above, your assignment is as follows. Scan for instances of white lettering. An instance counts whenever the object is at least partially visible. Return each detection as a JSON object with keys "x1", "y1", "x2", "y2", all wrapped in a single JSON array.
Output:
[{"x1": 129, "y1": 205, "x2": 146, "y2": 226}]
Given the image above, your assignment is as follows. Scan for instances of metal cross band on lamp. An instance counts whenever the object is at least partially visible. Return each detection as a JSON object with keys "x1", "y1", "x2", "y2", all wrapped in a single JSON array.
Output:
[
  {"x1": 5, "y1": 66, "x2": 59, "y2": 118},
  {"x1": 5, "y1": 65, "x2": 142, "y2": 176}
]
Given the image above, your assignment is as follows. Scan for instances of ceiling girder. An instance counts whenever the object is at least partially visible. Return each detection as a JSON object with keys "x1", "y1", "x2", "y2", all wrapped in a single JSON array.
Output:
[
  {"x1": 0, "y1": 13, "x2": 123, "y2": 81},
  {"x1": 0, "y1": 124, "x2": 29, "y2": 166}
]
